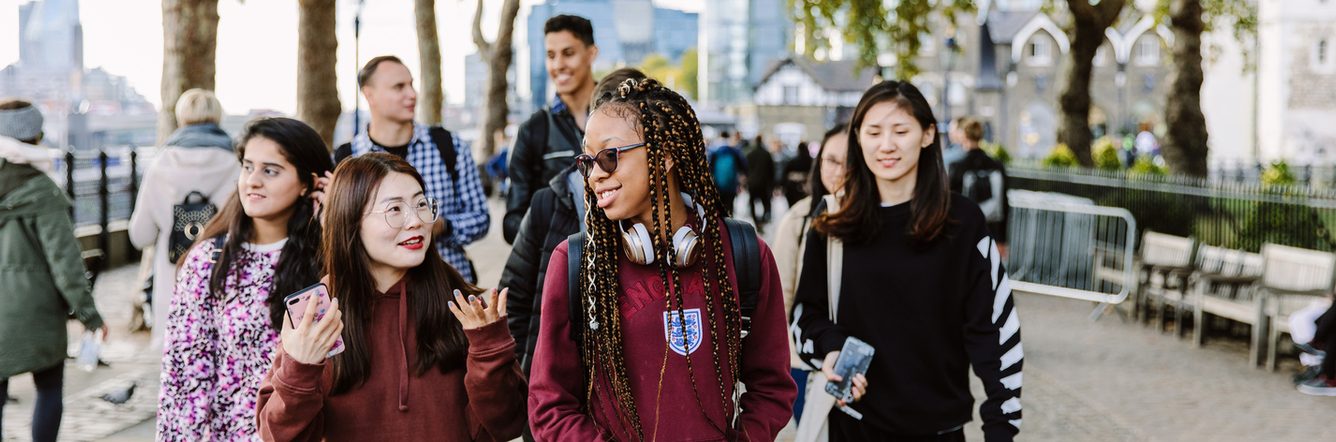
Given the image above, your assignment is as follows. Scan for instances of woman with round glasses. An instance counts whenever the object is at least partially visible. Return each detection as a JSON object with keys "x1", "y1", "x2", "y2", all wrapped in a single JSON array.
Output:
[
  {"x1": 528, "y1": 78, "x2": 795, "y2": 440},
  {"x1": 158, "y1": 117, "x2": 334, "y2": 440},
  {"x1": 257, "y1": 153, "x2": 526, "y2": 441}
]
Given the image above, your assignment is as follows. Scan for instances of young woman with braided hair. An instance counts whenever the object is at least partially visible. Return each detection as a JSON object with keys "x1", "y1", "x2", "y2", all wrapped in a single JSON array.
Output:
[{"x1": 528, "y1": 78, "x2": 796, "y2": 440}]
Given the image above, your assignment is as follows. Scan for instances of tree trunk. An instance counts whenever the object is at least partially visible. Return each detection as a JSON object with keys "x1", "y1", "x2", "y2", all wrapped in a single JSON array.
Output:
[
  {"x1": 1057, "y1": 0, "x2": 1125, "y2": 167},
  {"x1": 159, "y1": 0, "x2": 219, "y2": 144},
  {"x1": 1163, "y1": 0, "x2": 1209, "y2": 177},
  {"x1": 415, "y1": 0, "x2": 443, "y2": 125},
  {"x1": 297, "y1": 0, "x2": 341, "y2": 150},
  {"x1": 472, "y1": 0, "x2": 521, "y2": 158}
]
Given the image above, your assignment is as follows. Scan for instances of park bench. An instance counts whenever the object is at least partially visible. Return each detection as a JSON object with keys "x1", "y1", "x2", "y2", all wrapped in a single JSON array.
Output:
[
  {"x1": 1189, "y1": 245, "x2": 1264, "y2": 362},
  {"x1": 1258, "y1": 244, "x2": 1336, "y2": 371},
  {"x1": 1134, "y1": 232, "x2": 1196, "y2": 332}
]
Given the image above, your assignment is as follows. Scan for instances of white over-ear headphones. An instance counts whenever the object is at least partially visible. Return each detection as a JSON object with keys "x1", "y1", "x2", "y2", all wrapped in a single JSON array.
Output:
[{"x1": 620, "y1": 193, "x2": 707, "y2": 267}]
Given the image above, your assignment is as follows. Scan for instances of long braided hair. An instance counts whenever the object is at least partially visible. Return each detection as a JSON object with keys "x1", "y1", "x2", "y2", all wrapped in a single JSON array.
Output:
[{"x1": 577, "y1": 78, "x2": 744, "y2": 439}]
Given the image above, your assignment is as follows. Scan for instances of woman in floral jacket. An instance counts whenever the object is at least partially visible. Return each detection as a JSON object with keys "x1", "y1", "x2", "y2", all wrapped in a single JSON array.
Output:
[{"x1": 156, "y1": 118, "x2": 333, "y2": 440}]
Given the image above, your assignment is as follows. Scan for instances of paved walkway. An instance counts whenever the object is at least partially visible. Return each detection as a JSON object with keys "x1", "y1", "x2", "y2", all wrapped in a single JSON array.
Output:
[{"x1": 6, "y1": 197, "x2": 1336, "y2": 441}]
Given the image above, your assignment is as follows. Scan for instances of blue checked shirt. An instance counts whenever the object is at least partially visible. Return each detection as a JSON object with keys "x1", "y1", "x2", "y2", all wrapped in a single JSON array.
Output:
[{"x1": 350, "y1": 124, "x2": 490, "y2": 282}]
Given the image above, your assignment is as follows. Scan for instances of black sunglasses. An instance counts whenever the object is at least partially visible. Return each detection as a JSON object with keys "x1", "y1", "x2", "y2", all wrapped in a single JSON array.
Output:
[{"x1": 575, "y1": 143, "x2": 646, "y2": 178}]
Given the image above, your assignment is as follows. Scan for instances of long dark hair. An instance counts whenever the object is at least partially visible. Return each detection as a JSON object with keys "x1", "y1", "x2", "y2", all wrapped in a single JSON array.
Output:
[
  {"x1": 806, "y1": 123, "x2": 848, "y2": 218},
  {"x1": 579, "y1": 78, "x2": 740, "y2": 438},
  {"x1": 812, "y1": 80, "x2": 951, "y2": 246},
  {"x1": 322, "y1": 153, "x2": 478, "y2": 394},
  {"x1": 192, "y1": 117, "x2": 333, "y2": 329}
]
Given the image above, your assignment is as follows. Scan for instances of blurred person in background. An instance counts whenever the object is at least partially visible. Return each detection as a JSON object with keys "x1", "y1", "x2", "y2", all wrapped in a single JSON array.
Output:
[{"x1": 0, "y1": 99, "x2": 106, "y2": 442}]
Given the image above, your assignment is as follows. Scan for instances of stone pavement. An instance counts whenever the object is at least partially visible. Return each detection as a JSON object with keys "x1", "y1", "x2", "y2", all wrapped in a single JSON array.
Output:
[{"x1": 6, "y1": 197, "x2": 1336, "y2": 441}]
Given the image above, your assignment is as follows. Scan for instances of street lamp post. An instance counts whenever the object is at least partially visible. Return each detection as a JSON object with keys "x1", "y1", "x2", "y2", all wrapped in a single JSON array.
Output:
[
  {"x1": 353, "y1": 0, "x2": 366, "y2": 137},
  {"x1": 942, "y1": 31, "x2": 959, "y2": 128}
]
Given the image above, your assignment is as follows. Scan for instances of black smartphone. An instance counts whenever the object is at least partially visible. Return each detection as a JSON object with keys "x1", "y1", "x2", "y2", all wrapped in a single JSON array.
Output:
[{"x1": 825, "y1": 336, "x2": 875, "y2": 403}]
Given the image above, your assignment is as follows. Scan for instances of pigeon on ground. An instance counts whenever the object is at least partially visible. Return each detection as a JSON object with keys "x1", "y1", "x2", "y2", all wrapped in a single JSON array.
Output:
[{"x1": 100, "y1": 382, "x2": 136, "y2": 405}]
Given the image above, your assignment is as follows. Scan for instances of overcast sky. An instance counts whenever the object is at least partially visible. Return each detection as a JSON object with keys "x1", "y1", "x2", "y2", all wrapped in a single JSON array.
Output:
[{"x1": 0, "y1": 0, "x2": 703, "y2": 114}]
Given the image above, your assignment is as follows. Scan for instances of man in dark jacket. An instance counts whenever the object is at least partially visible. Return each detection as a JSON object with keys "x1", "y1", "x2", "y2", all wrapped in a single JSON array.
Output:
[
  {"x1": 504, "y1": 15, "x2": 598, "y2": 244},
  {"x1": 949, "y1": 118, "x2": 1009, "y2": 255},
  {"x1": 500, "y1": 165, "x2": 585, "y2": 376},
  {"x1": 744, "y1": 135, "x2": 776, "y2": 229}
]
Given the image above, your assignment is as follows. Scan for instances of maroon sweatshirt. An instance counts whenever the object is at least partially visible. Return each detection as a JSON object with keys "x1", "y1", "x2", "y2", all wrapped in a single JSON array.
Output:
[
  {"x1": 528, "y1": 222, "x2": 796, "y2": 441},
  {"x1": 255, "y1": 279, "x2": 527, "y2": 441}
]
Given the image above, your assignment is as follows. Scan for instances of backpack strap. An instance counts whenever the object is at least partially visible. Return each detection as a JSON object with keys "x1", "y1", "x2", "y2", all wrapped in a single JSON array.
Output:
[
  {"x1": 724, "y1": 218, "x2": 761, "y2": 339},
  {"x1": 209, "y1": 235, "x2": 227, "y2": 264},
  {"x1": 334, "y1": 142, "x2": 353, "y2": 165},
  {"x1": 427, "y1": 126, "x2": 459, "y2": 187},
  {"x1": 566, "y1": 232, "x2": 586, "y2": 345}
]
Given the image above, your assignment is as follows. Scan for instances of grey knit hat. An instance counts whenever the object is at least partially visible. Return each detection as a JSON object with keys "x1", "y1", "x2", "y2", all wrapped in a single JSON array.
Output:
[{"x1": 0, "y1": 104, "x2": 44, "y2": 142}]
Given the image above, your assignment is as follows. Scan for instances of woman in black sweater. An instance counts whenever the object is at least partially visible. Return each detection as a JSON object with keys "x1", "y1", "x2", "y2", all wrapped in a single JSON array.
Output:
[{"x1": 791, "y1": 81, "x2": 1022, "y2": 441}]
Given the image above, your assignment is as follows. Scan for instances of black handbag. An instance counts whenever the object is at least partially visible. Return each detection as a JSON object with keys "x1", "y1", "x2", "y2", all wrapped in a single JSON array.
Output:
[{"x1": 168, "y1": 191, "x2": 218, "y2": 264}]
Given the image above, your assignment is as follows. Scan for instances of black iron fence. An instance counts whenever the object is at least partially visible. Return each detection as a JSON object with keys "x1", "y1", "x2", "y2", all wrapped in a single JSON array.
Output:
[{"x1": 1007, "y1": 164, "x2": 1336, "y2": 253}]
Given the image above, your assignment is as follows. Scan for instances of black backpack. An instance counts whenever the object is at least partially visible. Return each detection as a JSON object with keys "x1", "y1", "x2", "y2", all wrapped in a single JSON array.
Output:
[
  {"x1": 335, "y1": 126, "x2": 458, "y2": 186},
  {"x1": 565, "y1": 218, "x2": 762, "y2": 347},
  {"x1": 168, "y1": 191, "x2": 218, "y2": 264}
]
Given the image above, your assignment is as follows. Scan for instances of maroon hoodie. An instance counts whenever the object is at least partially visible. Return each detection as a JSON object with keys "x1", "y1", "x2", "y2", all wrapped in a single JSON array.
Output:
[
  {"x1": 528, "y1": 222, "x2": 796, "y2": 441},
  {"x1": 255, "y1": 279, "x2": 527, "y2": 441}
]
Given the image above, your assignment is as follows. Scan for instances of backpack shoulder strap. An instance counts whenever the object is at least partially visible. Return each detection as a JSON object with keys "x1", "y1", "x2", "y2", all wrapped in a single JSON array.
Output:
[
  {"x1": 427, "y1": 126, "x2": 459, "y2": 186},
  {"x1": 209, "y1": 235, "x2": 227, "y2": 264},
  {"x1": 334, "y1": 142, "x2": 353, "y2": 166},
  {"x1": 566, "y1": 232, "x2": 586, "y2": 344},
  {"x1": 723, "y1": 218, "x2": 760, "y2": 339}
]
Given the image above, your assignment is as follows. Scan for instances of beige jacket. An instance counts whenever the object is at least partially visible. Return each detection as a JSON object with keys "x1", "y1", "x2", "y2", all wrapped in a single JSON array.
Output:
[
  {"x1": 772, "y1": 196, "x2": 815, "y2": 369},
  {"x1": 127, "y1": 147, "x2": 239, "y2": 347}
]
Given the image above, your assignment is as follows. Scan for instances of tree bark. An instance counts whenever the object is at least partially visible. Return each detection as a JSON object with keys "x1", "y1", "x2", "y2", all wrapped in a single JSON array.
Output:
[
  {"x1": 1057, "y1": 0, "x2": 1125, "y2": 167},
  {"x1": 416, "y1": 0, "x2": 444, "y2": 125},
  {"x1": 472, "y1": 0, "x2": 521, "y2": 158},
  {"x1": 1163, "y1": 0, "x2": 1209, "y2": 177},
  {"x1": 159, "y1": 0, "x2": 219, "y2": 144},
  {"x1": 297, "y1": 0, "x2": 342, "y2": 150}
]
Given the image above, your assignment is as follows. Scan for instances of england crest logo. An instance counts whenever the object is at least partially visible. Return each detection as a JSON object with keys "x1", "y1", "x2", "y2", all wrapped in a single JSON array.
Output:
[{"x1": 663, "y1": 308, "x2": 704, "y2": 356}]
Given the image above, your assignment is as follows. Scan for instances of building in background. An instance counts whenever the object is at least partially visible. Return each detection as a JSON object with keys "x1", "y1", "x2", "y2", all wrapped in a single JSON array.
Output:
[
  {"x1": 1, "y1": 0, "x2": 155, "y2": 150},
  {"x1": 698, "y1": 0, "x2": 792, "y2": 107},
  {"x1": 750, "y1": 56, "x2": 875, "y2": 145},
  {"x1": 1255, "y1": 0, "x2": 1336, "y2": 165},
  {"x1": 516, "y1": 0, "x2": 699, "y2": 114}
]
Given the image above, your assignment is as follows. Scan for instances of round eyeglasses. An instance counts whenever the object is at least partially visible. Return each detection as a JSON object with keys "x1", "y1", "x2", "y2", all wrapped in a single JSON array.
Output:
[{"x1": 368, "y1": 198, "x2": 439, "y2": 229}]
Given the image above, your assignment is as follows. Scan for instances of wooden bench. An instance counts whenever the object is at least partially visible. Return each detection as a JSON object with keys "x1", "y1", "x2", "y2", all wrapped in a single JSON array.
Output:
[
  {"x1": 1135, "y1": 232, "x2": 1196, "y2": 332},
  {"x1": 1189, "y1": 245, "x2": 1264, "y2": 362},
  {"x1": 1258, "y1": 244, "x2": 1336, "y2": 371}
]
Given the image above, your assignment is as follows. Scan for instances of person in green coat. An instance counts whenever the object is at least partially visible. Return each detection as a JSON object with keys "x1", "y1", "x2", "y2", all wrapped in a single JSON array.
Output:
[{"x1": 0, "y1": 99, "x2": 106, "y2": 442}]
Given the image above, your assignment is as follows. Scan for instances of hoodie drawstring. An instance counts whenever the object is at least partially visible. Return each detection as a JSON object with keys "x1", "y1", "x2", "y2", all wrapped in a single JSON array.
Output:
[{"x1": 398, "y1": 283, "x2": 410, "y2": 412}]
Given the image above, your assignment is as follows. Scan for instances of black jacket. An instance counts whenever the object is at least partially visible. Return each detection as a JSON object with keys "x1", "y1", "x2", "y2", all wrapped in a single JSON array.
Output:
[
  {"x1": 500, "y1": 165, "x2": 583, "y2": 375},
  {"x1": 949, "y1": 148, "x2": 1009, "y2": 242},
  {"x1": 745, "y1": 146, "x2": 776, "y2": 193},
  {"x1": 504, "y1": 107, "x2": 583, "y2": 244}
]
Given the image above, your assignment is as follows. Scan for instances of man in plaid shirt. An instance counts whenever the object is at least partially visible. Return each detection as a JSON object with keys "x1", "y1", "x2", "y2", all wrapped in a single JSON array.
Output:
[{"x1": 336, "y1": 55, "x2": 490, "y2": 283}]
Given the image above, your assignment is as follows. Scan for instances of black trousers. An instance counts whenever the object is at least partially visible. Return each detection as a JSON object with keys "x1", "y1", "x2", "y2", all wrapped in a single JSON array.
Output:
[
  {"x1": 749, "y1": 188, "x2": 773, "y2": 224},
  {"x1": 1316, "y1": 302, "x2": 1336, "y2": 377},
  {"x1": 0, "y1": 362, "x2": 65, "y2": 442},
  {"x1": 829, "y1": 411, "x2": 966, "y2": 442}
]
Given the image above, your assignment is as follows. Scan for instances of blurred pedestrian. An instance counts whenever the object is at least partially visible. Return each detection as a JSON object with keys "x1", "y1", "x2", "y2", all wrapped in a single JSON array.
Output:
[
  {"x1": 780, "y1": 139, "x2": 813, "y2": 207},
  {"x1": 773, "y1": 123, "x2": 848, "y2": 423},
  {"x1": 0, "y1": 99, "x2": 106, "y2": 442},
  {"x1": 746, "y1": 134, "x2": 776, "y2": 229},
  {"x1": 128, "y1": 88, "x2": 239, "y2": 348},
  {"x1": 949, "y1": 117, "x2": 1009, "y2": 258},
  {"x1": 156, "y1": 117, "x2": 333, "y2": 440},
  {"x1": 708, "y1": 130, "x2": 747, "y2": 215}
]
